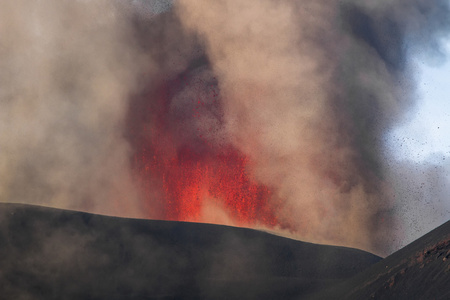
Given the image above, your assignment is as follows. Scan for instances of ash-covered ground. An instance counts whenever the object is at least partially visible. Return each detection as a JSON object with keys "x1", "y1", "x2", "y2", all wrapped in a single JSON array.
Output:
[{"x1": 1, "y1": 203, "x2": 450, "y2": 299}]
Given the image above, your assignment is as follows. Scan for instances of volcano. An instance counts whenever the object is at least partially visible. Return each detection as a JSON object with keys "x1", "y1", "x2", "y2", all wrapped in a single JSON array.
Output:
[
  {"x1": 1, "y1": 203, "x2": 449, "y2": 299},
  {"x1": 2, "y1": 1, "x2": 450, "y2": 299}
]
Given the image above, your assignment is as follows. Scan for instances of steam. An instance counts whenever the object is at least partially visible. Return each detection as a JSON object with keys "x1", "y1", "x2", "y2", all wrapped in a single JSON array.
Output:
[
  {"x1": 0, "y1": 0, "x2": 149, "y2": 217},
  {"x1": 1, "y1": 0, "x2": 449, "y2": 256}
]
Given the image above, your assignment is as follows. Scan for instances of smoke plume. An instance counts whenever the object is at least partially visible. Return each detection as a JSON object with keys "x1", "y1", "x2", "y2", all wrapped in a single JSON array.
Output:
[
  {"x1": 0, "y1": 0, "x2": 150, "y2": 217},
  {"x1": 174, "y1": 0, "x2": 450, "y2": 254},
  {"x1": 1, "y1": 0, "x2": 449, "y2": 255}
]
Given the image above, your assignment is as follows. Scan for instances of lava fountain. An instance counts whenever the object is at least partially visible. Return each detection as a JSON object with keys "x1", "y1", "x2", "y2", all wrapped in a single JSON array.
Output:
[{"x1": 127, "y1": 63, "x2": 279, "y2": 228}]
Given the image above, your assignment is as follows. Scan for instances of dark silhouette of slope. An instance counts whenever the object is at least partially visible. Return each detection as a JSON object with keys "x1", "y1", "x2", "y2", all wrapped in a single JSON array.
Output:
[
  {"x1": 308, "y1": 220, "x2": 450, "y2": 300},
  {"x1": 0, "y1": 203, "x2": 380, "y2": 299}
]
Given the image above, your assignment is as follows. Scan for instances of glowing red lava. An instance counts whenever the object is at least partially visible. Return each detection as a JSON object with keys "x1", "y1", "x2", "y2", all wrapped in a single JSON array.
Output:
[
  {"x1": 137, "y1": 143, "x2": 277, "y2": 226},
  {"x1": 131, "y1": 74, "x2": 278, "y2": 227}
]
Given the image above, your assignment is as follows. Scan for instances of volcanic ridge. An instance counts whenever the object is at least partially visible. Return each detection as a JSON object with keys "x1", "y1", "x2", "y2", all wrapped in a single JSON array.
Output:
[{"x1": 0, "y1": 203, "x2": 449, "y2": 299}]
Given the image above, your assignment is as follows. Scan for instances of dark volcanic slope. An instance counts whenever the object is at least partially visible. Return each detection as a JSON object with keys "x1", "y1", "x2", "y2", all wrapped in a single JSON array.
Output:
[
  {"x1": 0, "y1": 203, "x2": 380, "y2": 299},
  {"x1": 309, "y1": 220, "x2": 450, "y2": 300}
]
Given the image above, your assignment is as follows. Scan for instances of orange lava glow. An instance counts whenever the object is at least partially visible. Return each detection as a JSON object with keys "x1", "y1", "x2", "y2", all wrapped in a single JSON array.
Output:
[
  {"x1": 138, "y1": 143, "x2": 277, "y2": 225},
  {"x1": 131, "y1": 78, "x2": 278, "y2": 227}
]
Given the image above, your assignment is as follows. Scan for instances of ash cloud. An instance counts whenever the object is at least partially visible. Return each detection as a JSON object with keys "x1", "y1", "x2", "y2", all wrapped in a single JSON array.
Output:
[
  {"x1": 0, "y1": 0, "x2": 151, "y2": 218},
  {"x1": 1, "y1": 0, "x2": 450, "y2": 256},
  {"x1": 175, "y1": 0, "x2": 450, "y2": 255}
]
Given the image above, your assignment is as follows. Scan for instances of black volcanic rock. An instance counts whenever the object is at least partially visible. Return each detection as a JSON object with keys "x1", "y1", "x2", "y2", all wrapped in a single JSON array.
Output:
[
  {"x1": 309, "y1": 220, "x2": 450, "y2": 300},
  {"x1": 0, "y1": 203, "x2": 380, "y2": 299}
]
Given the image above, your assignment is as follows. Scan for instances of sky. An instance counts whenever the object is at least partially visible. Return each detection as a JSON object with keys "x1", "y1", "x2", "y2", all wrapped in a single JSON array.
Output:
[
  {"x1": 386, "y1": 38, "x2": 450, "y2": 246},
  {"x1": 388, "y1": 40, "x2": 450, "y2": 163}
]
